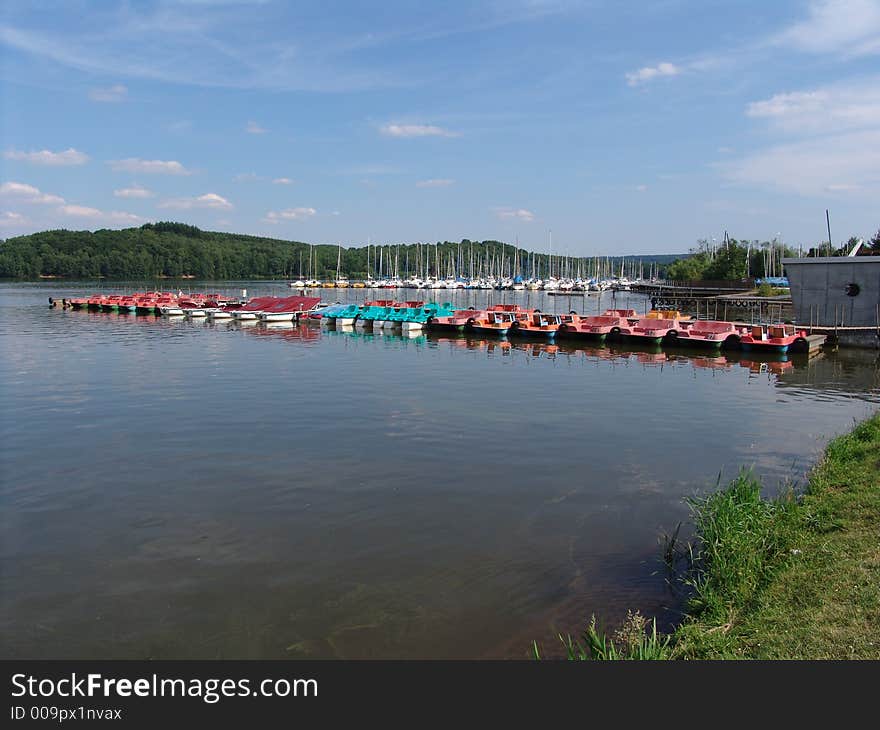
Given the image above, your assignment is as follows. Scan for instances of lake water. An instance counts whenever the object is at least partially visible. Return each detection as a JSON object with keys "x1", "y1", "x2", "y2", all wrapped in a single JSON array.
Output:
[{"x1": 2, "y1": 281, "x2": 878, "y2": 658}]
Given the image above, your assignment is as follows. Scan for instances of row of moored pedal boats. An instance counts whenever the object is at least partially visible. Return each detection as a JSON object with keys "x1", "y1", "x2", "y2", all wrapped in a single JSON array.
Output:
[
  {"x1": 321, "y1": 302, "x2": 810, "y2": 352},
  {"x1": 63, "y1": 294, "x2": 809, "y2": 352},
  {"x1": 66, "y1": 292, "x2": 323, "y2": 322}
]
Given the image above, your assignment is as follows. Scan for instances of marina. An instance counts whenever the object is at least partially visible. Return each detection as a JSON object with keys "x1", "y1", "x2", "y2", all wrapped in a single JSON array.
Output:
[
  {"x1": 50, "y1": 288, "x2": 825, "y2": 352},
  {"x1": 3, "y1": 281, "x2": 877, "y2": 659}
]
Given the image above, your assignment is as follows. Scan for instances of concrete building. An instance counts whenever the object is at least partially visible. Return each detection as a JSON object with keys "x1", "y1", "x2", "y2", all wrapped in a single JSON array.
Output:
[{"x1": 783, "y1": 256, "x2": 880, "y2": 348}]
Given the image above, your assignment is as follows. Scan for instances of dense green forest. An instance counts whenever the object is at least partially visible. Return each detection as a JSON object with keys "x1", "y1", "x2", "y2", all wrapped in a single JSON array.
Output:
[{"x1": 0, "y1": 222, "x2": 682, "y2": 280}]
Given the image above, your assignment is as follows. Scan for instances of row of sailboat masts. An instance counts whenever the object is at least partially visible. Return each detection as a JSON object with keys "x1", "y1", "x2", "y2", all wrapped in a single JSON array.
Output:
[{"x1": 331, "y1": 240, "x2": 657, "y2": 281}]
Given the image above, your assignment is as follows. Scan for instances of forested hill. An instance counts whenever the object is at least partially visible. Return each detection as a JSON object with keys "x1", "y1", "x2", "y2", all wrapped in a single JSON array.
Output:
[{"x1": 0, "y1": 222, "x2": 683, "y2": 280}]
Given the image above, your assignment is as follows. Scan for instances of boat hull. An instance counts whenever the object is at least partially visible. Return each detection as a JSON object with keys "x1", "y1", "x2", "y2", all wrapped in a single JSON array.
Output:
[
  {"x1": 625, "y1": 334, "x2": 664, "y2": 344},
  {"x1": 677, "y1": 337, "x2": 725, "y2": 349},
  {"x1": 470, "y1": 325, "x2": 510, "y2": 336},
  {"x1": 741, "y1": 342, "x2": 790, "y2": 353},
  {"x1": 511, "y1": 328, "x2": 557, "y2": 339}
]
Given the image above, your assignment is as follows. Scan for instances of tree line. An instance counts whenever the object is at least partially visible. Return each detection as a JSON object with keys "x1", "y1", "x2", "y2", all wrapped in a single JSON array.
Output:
[
  {"x1": 664, "y1": 230, "x2": 880, "y2": 282},
  {"x1": 0, "y1": 222, "x2": 679, "y2": 280}
]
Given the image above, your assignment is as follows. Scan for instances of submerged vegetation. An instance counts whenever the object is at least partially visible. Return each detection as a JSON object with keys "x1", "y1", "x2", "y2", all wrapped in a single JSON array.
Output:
[
  {"x1": 535, "y1": 413, "x2": 880, "y2": 660},
  {"x1": 0, "y1": 222, "x2": 680, "y2": 280}
]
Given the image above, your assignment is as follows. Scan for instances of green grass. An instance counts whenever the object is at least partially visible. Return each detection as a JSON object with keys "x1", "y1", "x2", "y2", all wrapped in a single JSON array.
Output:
[
  {"x1": 535, "y1": 413, "x2": 880, "y2": 660},
  {"x1": 755, "y1": 283, "x2": 790, "y2": 297},
  {"x1": 678, "y1": 414, "x2": 880, "y2": 659},
  {"x1": 532, "y1": 612, "x2": 672, "y2": 661}
]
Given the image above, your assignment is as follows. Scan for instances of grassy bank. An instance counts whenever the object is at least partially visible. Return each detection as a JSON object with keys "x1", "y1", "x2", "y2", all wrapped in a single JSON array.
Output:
[{"x1": 538, "y1": 413, "x2": 880, "y2": 659}]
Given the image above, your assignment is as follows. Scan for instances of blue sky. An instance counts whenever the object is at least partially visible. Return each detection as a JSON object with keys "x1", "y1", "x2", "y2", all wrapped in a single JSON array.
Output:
[{"x1": 1, "y1": 0, "x2": 879, "y2": 255}]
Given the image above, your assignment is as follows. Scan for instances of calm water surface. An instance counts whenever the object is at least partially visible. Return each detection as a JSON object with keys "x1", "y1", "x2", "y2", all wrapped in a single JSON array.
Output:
[{"x1": 2, "y1": 282, "x2": 878, "y2": 658}]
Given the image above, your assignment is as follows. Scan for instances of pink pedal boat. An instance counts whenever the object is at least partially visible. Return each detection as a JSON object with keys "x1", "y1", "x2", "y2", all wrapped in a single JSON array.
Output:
[
  {"x1": 676, "y1": 320, "x2": 747, "y2": 349},
  {"x1": 740, "y1": 324, "x2": 808, "y2": 353},
  {"x1": 620, "y1": 316, "x2": 685, "y2": 345},
  {"x1": 558, "y1": 309, "x2": 638, "y2": 341},
  {"x1": 426, "y1": 308, "x2": 484, "y2": 332}
]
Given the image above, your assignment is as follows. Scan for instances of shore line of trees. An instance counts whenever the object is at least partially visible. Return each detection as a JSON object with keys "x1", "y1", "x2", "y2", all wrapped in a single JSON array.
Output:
[
  {"x1": 0, "y1": 222, "x2": 681, "y2": 281},
  {"x1": 665, "y1": 231, "x2": 880, "y2": 282}
]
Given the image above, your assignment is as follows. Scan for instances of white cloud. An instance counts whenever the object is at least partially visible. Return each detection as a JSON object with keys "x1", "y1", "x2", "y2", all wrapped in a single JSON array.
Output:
[
  {"x1": 3, "y1": 147, "x2": 89, "y2": 165},
  {"x1": 380, "y1": 123, "x2": 459, "y2": 138},
  {"x1": 494, "y1": 206, "x2": 535, "y2": 222},
  {"x1": 58, "y1": 204, "x2": 142, "y2": 223},
  {"x1": 416, "y1": 178, "x2": 455, "y2": 188},
  {"x1": 776, "y1": 0, "x2": 880, "y2": 56},
  {"x1": 59, "y1": 204, "x2": 105, "y2": 217},
  {"x1": 88, "y1": 84, "x2": 127, "y2": 102},
  {"x1": 159, "y1": 193, "x2": 233, "y2": 210},
  {"x1": 233, "y1": 172, "x2": 263, "y2": 182},
  {"x1": 725, "y1": 129, "x2": 880, "y2": 197},
  {"x1": 113, "y1": 185, "x2": 154, "y2": 198},
  {"x1": 625, "y1": 62, "x2": 680, "y2": 86},
  {"x1": 245, "y1": 120, "x2": 267, "y2": 134},
  {"x1": 272, "y1": 177, "x2": 293, "y2": 185},
  {"x1": 263, "y1": 207, "x2": 316, "y2": 223},
  {"x1": 0, "y1": 211, "x2": 28, "y2": 228},
  {"x1": 724, "y1": 77, "x2": 880, "y2": 198},
  {"x1": 746, "y1": 79, "x2": 880, "y2": 134},
  {"x1": 108, "y1": 158, "x2": 192, "y2": 175},
  {"x1": 635, "y1": 184, "x2": 648, "y2": 192},
  {"x1": 0, "y1": 181, "x2": 65, "y2": 205}
]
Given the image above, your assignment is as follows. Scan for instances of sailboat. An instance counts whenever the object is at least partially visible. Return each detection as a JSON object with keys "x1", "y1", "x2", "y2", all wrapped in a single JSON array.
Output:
[
  {"x1": 334, "y1": 244, "x2": 349, "y2": 287},
  {"x1": 288, "y1": 248, "x2": 306, "y2": 288}
]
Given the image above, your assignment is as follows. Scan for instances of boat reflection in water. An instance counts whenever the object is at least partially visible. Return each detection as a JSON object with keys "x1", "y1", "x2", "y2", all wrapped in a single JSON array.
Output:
[
  {"x1": 229, "y1": 319, "x2": 322, "y2": 343},
  {"x1": 417, "y1": 331, "x2": 809, "y2": 374}
]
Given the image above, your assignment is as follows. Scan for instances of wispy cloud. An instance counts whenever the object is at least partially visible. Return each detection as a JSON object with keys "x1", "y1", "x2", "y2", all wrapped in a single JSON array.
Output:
[
  {"x1": 233, "y1": 172, "x2": 263, "y2": 182},
  {"x1": 109, "y1": 158, "x2": 192, "y2": 175},
  {"x1": 416, "y1": 178, "x2": 455, "y2": 188},
  {"x1": 381, "y1": 123, "x2": 460, "y2": 138},
  {"x1": 159, "y1": 193, "x2": 232, "y2": 210},
  {"x1": 3, "y1": 147, "x2": 89, "y2": 165},
  {"x1": 263, "y1": 207, "x2": 316, "y2": 223},
  {"x1": 494, "y1": 206, "x2": 535, "y2": 222},
  {"x1": 0, "y1": 211, "x2": 28, "y2": 228},
  {"x1": 746, "y1": 78, "x2": 880, "y2": 134},
  {"x1": 725, "y1": 78, "x2": 880, "y2": 197},
  {"x1": 245, "y1": 120, "x2": 267, "y2": 134},
  {"x1": 88, "y1": 84, "x2": 127, "y2": 102},
  {"x1": 59, "y1": 204, "x2": 142, "y2": 223},
  {"x1": 272, "y1": 177, "x2": 293, "y2": 185},
  {"x1": 113, "y1": 185, "x2": 154, "y2": 199},
  {"x1": 725, "y1": 130, "x2": 880, "y2": 197},
  {"x1": 0, "y1": 181, "x2": 65, "y2": 205},
  {"x1": 0, "y1": 16, "x2": 399, "y2": 93},
  {"x1": 775, "y1": 0, "x2": 880, "y2": 56},
  {"x1": 625, "y1": 62, "x2": 681, "y2": 87}
]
